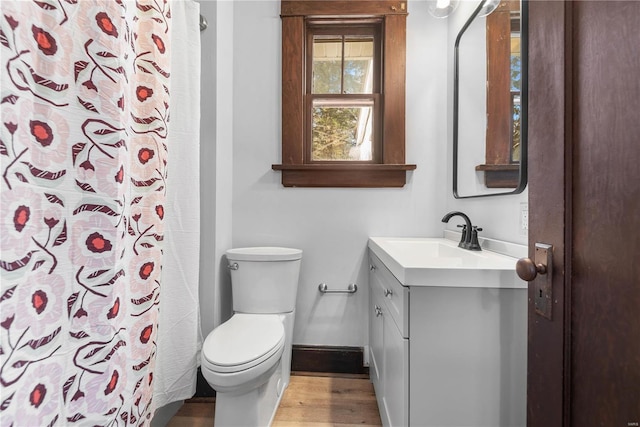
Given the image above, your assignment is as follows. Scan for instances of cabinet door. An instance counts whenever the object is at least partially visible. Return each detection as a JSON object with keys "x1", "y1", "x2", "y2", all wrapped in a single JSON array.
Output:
[
  {"x1": 383, "y1": 317, "x2": 409, "y2": 427},
  {"x1": 369, "y1": 253, "x2": 409, "y2": 337},
  {"x1": 369, "y1": 284, "x2": 384, "y2": 394}
]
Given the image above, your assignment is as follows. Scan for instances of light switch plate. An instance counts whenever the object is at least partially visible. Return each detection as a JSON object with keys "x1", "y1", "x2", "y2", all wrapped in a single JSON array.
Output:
[{"x1": 520, "y1": 202, "x2": 528, "y2": 235}]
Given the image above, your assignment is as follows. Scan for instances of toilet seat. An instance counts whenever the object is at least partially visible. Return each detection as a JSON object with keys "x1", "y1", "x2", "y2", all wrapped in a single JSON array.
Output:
[{"x1": 202, "y1": 314, "x2": 285, "y2": 374}]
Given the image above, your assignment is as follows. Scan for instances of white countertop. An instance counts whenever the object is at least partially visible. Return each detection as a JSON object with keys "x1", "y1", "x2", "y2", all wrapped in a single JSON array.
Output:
[{"x1": 368, "y1": 236, "x2": 527, "y2": 289}]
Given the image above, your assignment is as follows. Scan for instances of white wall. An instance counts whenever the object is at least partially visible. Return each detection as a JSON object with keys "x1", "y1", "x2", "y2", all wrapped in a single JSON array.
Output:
[
  {"x1": 198, "y1": 0, "x2": 234, "y2": 337},
  {"x1": 199, "y1": 0, "x2": 527, "y2": 347},
  {"x1": 229, "y1": 1, "x2": 448, "y2": 347}
]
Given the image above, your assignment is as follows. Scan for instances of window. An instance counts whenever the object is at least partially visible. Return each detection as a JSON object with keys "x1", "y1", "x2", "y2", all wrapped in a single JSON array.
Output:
[
  {"x1": 308, "y1": 24, "x2": 379, "y2": 162},
  {"x1": 476, "y1": 0, "x2": 522, "y2": 188},
  {"x1": 273, "y1": 1, "x2": 415, "y2": 187}
]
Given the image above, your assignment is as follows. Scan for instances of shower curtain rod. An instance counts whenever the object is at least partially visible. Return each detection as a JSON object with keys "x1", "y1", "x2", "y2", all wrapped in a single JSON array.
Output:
[{"x1": 200, "y1": 14, "x2": 208, "y2": 32}]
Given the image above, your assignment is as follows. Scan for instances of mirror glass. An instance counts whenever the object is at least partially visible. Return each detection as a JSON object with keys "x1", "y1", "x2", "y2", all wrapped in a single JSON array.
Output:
[{"x1": 453, "y1": 0, "x2": 527, "y2": 198}]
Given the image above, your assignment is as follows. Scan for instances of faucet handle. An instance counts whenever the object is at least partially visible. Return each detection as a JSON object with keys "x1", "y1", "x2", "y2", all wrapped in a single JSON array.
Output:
[
  {"x1": 468, "y1": 226, "x2": 483, "y2": 251},
  {"x1": 456, "y1": 224, "x2": 468, "y2": 248}
]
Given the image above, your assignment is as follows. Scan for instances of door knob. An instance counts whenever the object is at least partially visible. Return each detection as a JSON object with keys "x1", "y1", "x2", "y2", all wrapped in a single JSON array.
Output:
[
  {"x1": 516, "y1": 257, "x2": 547, "y2": 281},
  {"x1": 518, "y1": 243, "x2": 553, "y2": 320}
]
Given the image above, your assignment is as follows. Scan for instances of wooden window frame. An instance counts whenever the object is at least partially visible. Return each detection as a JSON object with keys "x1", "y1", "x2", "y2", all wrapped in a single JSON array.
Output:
[
  {"x1": 476, "y1": 0, "x2": 521, "y2": 188},
  {"x1": 273, "y1": 1, "x2": 416, "y2": 188}
]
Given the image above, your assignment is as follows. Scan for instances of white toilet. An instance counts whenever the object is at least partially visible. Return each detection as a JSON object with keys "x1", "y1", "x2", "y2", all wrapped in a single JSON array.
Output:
[{"x1": 200, "y1": 247, "x2": 302, "y2": 427}]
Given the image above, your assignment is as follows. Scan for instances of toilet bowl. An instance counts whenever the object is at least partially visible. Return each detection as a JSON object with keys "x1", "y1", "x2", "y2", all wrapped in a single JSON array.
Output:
[
  {"x1": 201, "y1": 314, "x2": 285, "y2": 393},
  {"x1": 200, "y1": 247, "x2": 302, "y2": 427}
]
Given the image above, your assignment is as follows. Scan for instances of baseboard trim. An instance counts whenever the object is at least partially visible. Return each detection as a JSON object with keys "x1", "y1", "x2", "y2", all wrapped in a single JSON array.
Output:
[
  {"x1": 291, "y1": 345, "x2": 368, "y2": 375},
  {"x1": 194, "y1": 345, "x2": 368, "y2": 398}
]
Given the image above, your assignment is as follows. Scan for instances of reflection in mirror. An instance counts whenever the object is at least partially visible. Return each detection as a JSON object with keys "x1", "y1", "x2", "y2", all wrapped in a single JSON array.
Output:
[{"x1": 453, "y1": 0, "x2": 527, "y2": 198}]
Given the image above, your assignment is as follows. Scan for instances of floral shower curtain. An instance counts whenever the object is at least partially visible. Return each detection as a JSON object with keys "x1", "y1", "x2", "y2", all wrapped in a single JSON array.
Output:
[{"x1": 1, "y1": 1, "x2": 173, "y2": 425}]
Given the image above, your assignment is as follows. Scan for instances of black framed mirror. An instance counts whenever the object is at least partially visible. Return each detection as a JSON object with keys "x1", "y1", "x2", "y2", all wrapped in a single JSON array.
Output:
[{"x1": 453, "y1": 0, "x2": 528, "y2": 198}]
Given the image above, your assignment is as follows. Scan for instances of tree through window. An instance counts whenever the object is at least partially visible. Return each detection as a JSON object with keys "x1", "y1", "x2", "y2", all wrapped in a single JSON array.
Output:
[{"x1": 308, "y1": 26, "x2": 380, "y2": 162}]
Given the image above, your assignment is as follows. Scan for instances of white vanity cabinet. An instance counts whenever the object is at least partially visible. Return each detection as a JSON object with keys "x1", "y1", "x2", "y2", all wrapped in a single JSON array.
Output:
[{"x1": 368, "y1": 238, "x2": 527, "y2": 427}]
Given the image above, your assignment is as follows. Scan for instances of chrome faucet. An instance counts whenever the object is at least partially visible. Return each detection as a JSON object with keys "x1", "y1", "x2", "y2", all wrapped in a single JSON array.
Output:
[{"x1": 441, "y1": 211, "x2": 482, "y2": 251}]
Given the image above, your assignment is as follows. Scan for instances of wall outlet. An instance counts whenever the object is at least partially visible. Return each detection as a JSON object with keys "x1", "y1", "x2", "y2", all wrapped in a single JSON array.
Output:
[{"x1": 520, "y1": 202, "x2": 528, "y2": 235}]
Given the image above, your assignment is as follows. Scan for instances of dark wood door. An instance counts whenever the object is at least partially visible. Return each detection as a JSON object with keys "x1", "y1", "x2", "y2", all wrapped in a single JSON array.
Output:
[{"x1": 527, "y1": 1, "x2": 640, "y2": 426}]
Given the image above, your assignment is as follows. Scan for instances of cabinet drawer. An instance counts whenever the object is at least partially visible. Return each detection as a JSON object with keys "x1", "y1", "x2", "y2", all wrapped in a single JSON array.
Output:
[{"x1": 369, "y1": 252, "x2": 409, "y2": 338}]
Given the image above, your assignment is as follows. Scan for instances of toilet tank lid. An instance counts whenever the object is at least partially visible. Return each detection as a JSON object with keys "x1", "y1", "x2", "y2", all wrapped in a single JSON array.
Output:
[{"x1": 226, "y1": 247, "x2": 302, "y2": 261}]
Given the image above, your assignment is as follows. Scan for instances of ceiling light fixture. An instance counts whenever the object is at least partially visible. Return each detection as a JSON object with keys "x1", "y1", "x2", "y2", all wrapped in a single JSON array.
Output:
[{"x1": 427, "y1": 0, "x2": 460, "y2": 19}]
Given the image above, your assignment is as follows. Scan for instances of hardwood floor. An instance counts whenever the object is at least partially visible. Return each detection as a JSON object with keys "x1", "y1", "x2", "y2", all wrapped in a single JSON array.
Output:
[{"x1": 167, "y1": 373, "x2": 382, "y2": 426}]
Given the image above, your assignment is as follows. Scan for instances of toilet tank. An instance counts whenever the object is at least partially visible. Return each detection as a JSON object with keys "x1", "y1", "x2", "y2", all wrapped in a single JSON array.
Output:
[{"x1": 226, "y1": 247, "x2": 302, "y2": 314}]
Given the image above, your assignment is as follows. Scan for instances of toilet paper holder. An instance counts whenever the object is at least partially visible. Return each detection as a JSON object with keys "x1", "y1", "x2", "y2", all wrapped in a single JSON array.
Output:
[{"x1": 318, "y1": 283, "x2": 358, "y2": 294}]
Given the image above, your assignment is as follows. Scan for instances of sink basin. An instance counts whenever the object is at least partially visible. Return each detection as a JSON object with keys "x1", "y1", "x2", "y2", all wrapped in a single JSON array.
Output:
[
  {"x1": 383, "y1": 239, "x2": 482, "y2": 261},
  {"x1": 368, "y1": 237, "x2": 525, "y2": 288}
]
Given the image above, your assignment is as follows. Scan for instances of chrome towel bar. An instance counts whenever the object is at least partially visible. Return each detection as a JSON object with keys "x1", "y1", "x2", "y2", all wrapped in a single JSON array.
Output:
[{"x1": 318, "y1": 283, "x2": 358, "y2": 294}]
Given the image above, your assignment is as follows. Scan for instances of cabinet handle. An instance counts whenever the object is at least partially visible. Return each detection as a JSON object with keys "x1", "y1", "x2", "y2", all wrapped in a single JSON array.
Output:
[
  {"x1": 384, "y1": 288, "x2": 393, "y2": 298},
  {"x1": 374, "y1": 305, "x2": 383, "y2": 317}
]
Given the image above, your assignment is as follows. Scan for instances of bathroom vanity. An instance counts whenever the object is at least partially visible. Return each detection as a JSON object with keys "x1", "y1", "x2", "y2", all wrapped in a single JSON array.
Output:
[{"x1": 368, "y1": 236, "x2": 527, "y2": 427}]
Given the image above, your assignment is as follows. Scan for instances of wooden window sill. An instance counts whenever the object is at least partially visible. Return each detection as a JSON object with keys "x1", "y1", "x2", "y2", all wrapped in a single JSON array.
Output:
[
  {"x1": 475, "y1": 163, "x2": 519, "y2": 188},
  {"x1": 272, "y1": 164, "x2": 416, "y2": 187}
]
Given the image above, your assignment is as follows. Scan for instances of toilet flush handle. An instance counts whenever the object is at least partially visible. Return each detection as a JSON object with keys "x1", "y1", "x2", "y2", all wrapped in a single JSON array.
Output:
[{"x1": 227, "y1": 263, "x2": 239, "y2": 270}]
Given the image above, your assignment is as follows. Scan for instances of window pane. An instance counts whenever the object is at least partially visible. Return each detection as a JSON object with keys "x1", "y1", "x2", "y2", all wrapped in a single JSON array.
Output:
[
  {"x1": 312, "y1": 37, "x2": 342, "y2": 94},
  {"x1": 510, "y1": 31, "x2": 521, "y2": 91},
  {"x1": 311, "y1": 103, "x2": 373, "y2": 161},
  {"x1": 312, "y1": 36, "x2": 374, "y2": 95},
  {"x1": 510, "y1": 25, "x2": 521, "y2": 162},
  {"x1": 511, "y1": 94, "x2": 521, "y2": 162},
  {"x1": 344, "y1": 38, "x2": 373, "y2": 94}
]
